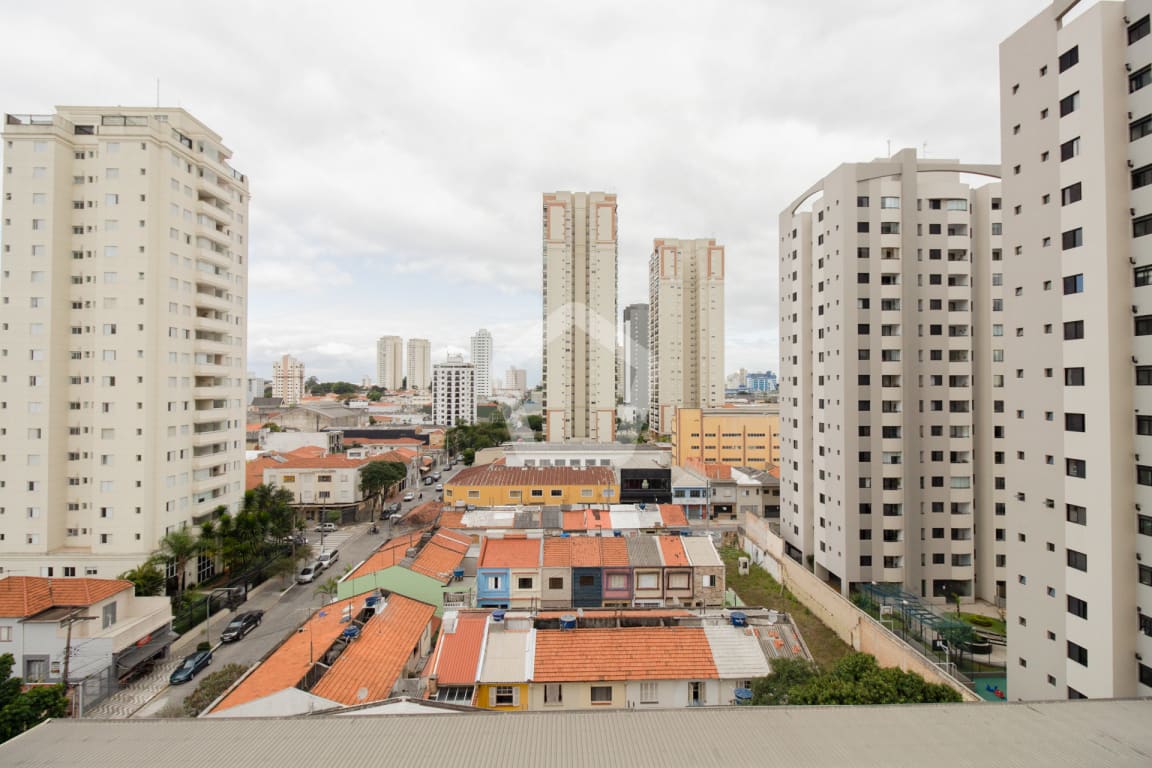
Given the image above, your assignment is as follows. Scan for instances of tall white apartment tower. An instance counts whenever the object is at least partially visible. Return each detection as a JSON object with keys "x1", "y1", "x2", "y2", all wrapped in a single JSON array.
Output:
[
  {"x1": 407, "y1": 338, "x2": 431, "y2": 390},
  {"x1": 778, "y1": 149, "x2": 1001, "y2": 603},
  {"x1": 0, "y1": 106, "x2": 249, "y2": 579},
  {"x1": 470, "y1": 328, "x2": 493, "y2": 400},
  {"x1": 648, "y1": 239, "x2": 725, "y2": 433},
  {"x1": 271, "y1": 354, "x2": 304, "y2": 406},
  {"x1": 433, "y1": 355, "x2": 476, "y2": 427},
  {"x1": 376, "y1": 335, "x2": 403, "y2": 390},
  {"x1": 622, "y1": 303, "x2": 649, "y2": 411},
  {"x1": 541, "y1": 191, "x2": 618, "y2": 442},
  {"x1": 1001, "y1": 0, "x2": 1152, "y2": 700}
]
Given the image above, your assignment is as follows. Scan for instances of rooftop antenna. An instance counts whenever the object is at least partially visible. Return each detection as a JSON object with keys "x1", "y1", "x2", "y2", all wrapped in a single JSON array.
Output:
[{"x1": 886, "y1": 139, "x2": 891, "y2": 157}]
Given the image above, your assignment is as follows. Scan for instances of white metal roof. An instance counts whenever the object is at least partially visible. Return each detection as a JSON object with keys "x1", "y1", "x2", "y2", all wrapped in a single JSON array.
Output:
[{"x1": 702, "y1": 625, "x2": 772, "y2": 679}]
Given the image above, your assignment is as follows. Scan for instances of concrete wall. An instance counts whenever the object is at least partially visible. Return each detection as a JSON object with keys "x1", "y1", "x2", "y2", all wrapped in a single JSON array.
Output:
[{"x1": 741, "y1": 513, "x2": 980, "y2": 701}]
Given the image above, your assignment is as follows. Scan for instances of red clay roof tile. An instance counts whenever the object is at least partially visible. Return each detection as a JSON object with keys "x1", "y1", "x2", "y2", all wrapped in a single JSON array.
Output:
[
  {"x1": 0, "y1": 577, "x2": 132, "y2": 618},
  {"x1": 532, "y1": 627, "x2": 718, "y2": 681},
  {"x1": 658, "y1": 536, "x2": 690, "y2": 566},
  {"x1": 428, "y1": 612, "x2": 488, "y2": 686}
]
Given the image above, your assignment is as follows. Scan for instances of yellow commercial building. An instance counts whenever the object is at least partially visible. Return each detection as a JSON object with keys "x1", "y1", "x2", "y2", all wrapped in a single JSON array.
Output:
[
  {"x1": 671, "y1": 406, "x2": 780, "y2": 469},
  {"x1": 444, "y1": 465, "x2": 619, "y2": 507}
]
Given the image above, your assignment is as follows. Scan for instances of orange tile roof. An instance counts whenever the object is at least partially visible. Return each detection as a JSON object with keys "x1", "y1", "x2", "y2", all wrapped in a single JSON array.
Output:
[
  {"x1": 585, "y1": 509, "x2": 612, "y2": 530},
  {"x1": 246, "y1": 454, "x2": 282, "y2": 490},
  {"x1": 448, "y1": 465, "x2": 617, "y2": 488},
  {"x1": 532, "y1": 627, "x2": 718, "y2": 681},
  {"x1": 352, "y1": 437, "x2": 424, "y2": 446},
  {"x1": 685, "y1": 458, "x2": 733, "y2": 480},
  {"x1": 658, "y1": 536, "x2": 690, "y2": 566},
  {"x1": 269, "y1": 454, "x2": 371, "y2": 470},
  {"x1": 562, "y1": 510, "x2": 586, "y2": 531},
  {"x1": 477, "y1": 536, "x2": 542, "y2": 568},
  {"x1": 245, "y1": 423, "x2": 264, "y2": 432},
  {"x1": 542, "y1": 538, "x2": 571, "y2": 567},
  {"x1": 346, "y1": 531, "x2": 428, "y2": 580},
  {"x1": 286, "y1": 446, "x2": 327, "y2": 458},
  {"x1": 438, "y1": 509, "x2": 466, "y2": 530},
  {"x1": 0, "y1": 577, "x2": 132, "y2": 618},
  {"x1": 600, "y1": 537, "x2": 630, "y2": 567},
  {"x1": 410, "y1": 532, "x2": 470, "y2": 583},
  {"x1": 311, "y1": 595, "x2": 436, "y2": 705},
  {"x1": 658, "y1": 505, "x2": 688, "y2": 527},
  {"x1": 212, "y1": 596, "x2": 363, "y2": 713},
  {"x1": 569, "y1": 537, "x2": 602, "y2": 568},
  {"x1": 428, "y1": 612, "x2": 488, "y2": 686},
  {"x1": 766, "y1": 464, "x2": 781, "y2": 479},
  {"x1": 534, "y1": 609, "x2": 693, "y2": 620}
]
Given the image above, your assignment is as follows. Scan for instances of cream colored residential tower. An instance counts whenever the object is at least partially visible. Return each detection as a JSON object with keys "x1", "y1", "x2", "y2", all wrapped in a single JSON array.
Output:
[
  {"x1": 1000, "y1": 0, "x2": 1152, "y2": 700},
  {"x1": 407, "y1": 337, "x2": 431, "y2": 390},
  {"x1": 376, "y1": 335, "x2": 403, "y2": 390},
  {"x1": 0, "y1": 106, "x2": 249, "y2": 580},
  {"x1": 778, "y1": 149, "x2": 1001, "y2": 603},
  {"x1": 470, "y1": 328, "x2": 492, "y2": 400},
  {"x1": 541, "y1": 191, "x2": 617, "y2": 442},
  {"x1": 271, "y1": 353, "x2": 304, "y2": 406},
  {"x1": 648, "y1": 238, "x2": 725, "y2": 434}
]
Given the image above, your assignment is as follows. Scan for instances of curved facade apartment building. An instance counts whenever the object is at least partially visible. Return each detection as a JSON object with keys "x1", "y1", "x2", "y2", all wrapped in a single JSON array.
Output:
[
  {"x1": 0, "y1": 107, "x2": 248, "y2": 581},
  {"x1": 778, "y1": 149, "x2": 1002, "y2": 604}
]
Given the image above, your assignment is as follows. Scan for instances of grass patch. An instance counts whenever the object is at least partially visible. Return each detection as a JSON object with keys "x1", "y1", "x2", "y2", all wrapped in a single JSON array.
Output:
[
  {"x1": 720, "y1": 547, "x2": 852, "y2": 670},
  {"x1": 956, "y1": 612, "x2": 1006, "y2": 636}
]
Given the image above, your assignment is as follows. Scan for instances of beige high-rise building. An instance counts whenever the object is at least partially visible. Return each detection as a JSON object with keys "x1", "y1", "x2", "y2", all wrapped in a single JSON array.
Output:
[
  {"x1": 779, "y1": 149, "x2": 1001, "y2": 603},
  {"x1": 271, "y1": 354, "x2": 304, "y2": 406},
  {"x1": 433, "y1": 355, "x2": 476, "y2": 427},
  {"x1": 0, "y1": 106, "x2": 249, "y2": 580},
  {"x1": 649, "y1": 238, "x2": 725, "y2": 433},
  {"x1": 1000, "y1": 0, "x2": 1152, "y2": 700},
  {"x1": 470, "y1": 328, "x2": 492, "y2": 400},
  {"x1": 541, "y1": 191, "x2": 617, "y2": 442},
  {"x1": 407, "y1": 338, "x2": 431, "y2": 390},
  {"x1": 504, "y1": 367, "x2": 527, "y2": 394},
  {"x1": 376, "y1": 335, "x2": 403, "y2": 390}
]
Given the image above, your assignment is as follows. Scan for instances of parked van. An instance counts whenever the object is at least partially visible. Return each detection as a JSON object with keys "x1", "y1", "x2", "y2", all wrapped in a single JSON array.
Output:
[
  {"x1": 296, "y1": 561, "x2": 322, "y2": 584},
  {"x1": 317, "y1": 549, "x2": 339, "y2": 570}
]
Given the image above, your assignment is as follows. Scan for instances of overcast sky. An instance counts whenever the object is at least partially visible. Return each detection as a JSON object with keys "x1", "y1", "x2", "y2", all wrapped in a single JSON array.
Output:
[{"x1": 2, "y1": 0, "x2": 1044, "y2": 385}]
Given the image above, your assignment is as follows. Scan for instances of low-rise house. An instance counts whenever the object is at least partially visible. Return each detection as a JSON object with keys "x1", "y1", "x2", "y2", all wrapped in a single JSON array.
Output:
[
  {"x1": 627, "y1": 537, "x2": 665, "y2": 606},
  {"x1": 682, "y1": 537, "x2": 725, "y2": 607},
  {"x1": 476, "y1": 537, "x2": 542, "y2": 609},
  {"x1": 600, "y1": 537, "x2": 633, "y2": 607},
  {"x1": 262, "y1": 453, "x2": 373, "y2": 523},
  {"x1": 659, "y1": 537, "x2": 694, "y2": 606},
  {"x1": 426, "y1": 611, "x2": 488, "y2": 705},
  {"x1": 732, "y1": 465, "x2": 780, "y2": 519},
  {"x1": 540, "y1": 538, "x2": 572, "y2": 609},
  {"x1": 445, "y1": 465, "x2": 619, "y2": 507},
  {"x1": 569, "y1": 537, "x2": 603, "y2": 608},
  {"x1": 670, "y1": 466, "x2": 709, "y2": 520},
  {"x1": 0, "y1": 577, "x2": 173, "y2": 709},
  {"x1": 474, "y1": 612, "x2": 532, "y2": 711}
]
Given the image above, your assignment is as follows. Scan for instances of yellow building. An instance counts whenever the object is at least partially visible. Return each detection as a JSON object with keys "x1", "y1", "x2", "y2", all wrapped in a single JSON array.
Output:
[
  {"x1": 671, "y1": 406, "x2": 780, "y2": 469},
  {"x1": 444, "y1": 465, "x2": 619, "y2": 507}
]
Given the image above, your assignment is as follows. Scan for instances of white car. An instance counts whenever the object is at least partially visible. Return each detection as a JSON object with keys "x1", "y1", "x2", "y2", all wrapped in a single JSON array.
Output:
[
  {"x1": 317, "y1": 549, "x2": 339, "y2": 569},
  {"x1": 435, "y1": 483, "x2": 443, "y2": 491},
  {"x1": 402, "y1": 492, "x2": 415, "y2": 502},
  {"x1": 314, "y1": 522, "x2": 337, "y2": 533}
]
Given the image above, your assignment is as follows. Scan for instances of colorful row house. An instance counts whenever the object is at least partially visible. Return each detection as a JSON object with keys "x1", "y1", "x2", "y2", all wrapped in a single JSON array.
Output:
[{"x1": 474, "y1": 533, "x2": 726, "y2": 609}]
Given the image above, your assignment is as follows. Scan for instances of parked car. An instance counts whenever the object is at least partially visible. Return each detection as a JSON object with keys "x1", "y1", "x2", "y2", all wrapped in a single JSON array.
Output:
[
  {"x1": 169, "y1": 650, "x2": 212, "y2": 685},
  {"x1": 388, "y1": 502, "x2": 402, "y2": 513},
  {"x1": 317, "y1": 549, "x2": 339, "y2": 570},
  {"x1": 423, "y1": 477, "x2": 435, "y2": 486},
  {"x1": 296, "y1": 561, "x2": 322, "y2": 584},
  {"x1": 403, "y1": 492, "x2": 415, "y2": 502},
  {"x1": 314, "y1": 522, "x2": 337, "y2": 533},
  {"x1": 220, "y1": 610, "x2": 264, "y2": 642},
  {"x1": 431, "y1": 472, "x2": 441, "y2": 481},
  {"x1": 435, "y1": 483, "x2": 443, "y2": 491}
]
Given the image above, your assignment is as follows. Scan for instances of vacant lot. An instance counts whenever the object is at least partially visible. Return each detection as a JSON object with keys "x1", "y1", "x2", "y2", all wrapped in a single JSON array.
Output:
[{"x1": 721, "y1": 547, "x2": 851, "y2": 670}]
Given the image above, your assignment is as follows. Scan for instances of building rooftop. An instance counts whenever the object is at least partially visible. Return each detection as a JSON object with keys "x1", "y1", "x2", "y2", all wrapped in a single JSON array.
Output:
[
  {"x1": 681, "y1": 536, "x2": 724, "y2": 567},
  {"x1": 427, "y1": 611, "x2": 488, "y2": 686},
  {"x1": 541, "y1": 537, "x2": 572, "y2": 567},
  {"x1": 658, "y1": 537, "x2": 690, "y2": 567},
  {"x1": 7, "y1": 700, "x2": 1151, "y2": 767},
  {"x1": 478, "y1": 536, "x2": 543, "y2": 569},
  {"x1": 449, "y1": 465, "x2": 617, "y2": 488},
  {"x1": 568, "y1": 537, "x2": 603, "y2": 568},
  {"x1": 310, "y1": 595, "x2": 435, "y2": 705},
  {"x1": 345, "y1": 532, "x2": 428, "y2": 580},
  {"x1": 0, "y1": 576, "x2": 131, "y2": 618},
  {"x1": 532, "y1": 627, "x2": 718, "y2": 682},
  {"x1": 409, "y1": 531, "x2": 471, "y2": 583}
]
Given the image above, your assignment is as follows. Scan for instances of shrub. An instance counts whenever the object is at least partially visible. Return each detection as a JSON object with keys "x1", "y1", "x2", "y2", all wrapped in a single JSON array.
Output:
[
  {"x1": 182, "y1": 664, "x2": 247, "y2": 717},
  {"x1": 196, "y1": 641, "x2": 211, "y2": 652}
]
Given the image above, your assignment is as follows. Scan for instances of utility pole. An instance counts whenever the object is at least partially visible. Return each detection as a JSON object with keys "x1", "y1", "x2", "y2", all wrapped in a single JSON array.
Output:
[{"x1": 60, "y1": 609, "x2": 95, "y2": 715}]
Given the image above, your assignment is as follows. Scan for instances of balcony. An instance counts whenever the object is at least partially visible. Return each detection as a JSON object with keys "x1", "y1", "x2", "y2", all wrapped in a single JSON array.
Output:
[{"x1": 197, "y1": 197, "x2": 232, "y2": 223}]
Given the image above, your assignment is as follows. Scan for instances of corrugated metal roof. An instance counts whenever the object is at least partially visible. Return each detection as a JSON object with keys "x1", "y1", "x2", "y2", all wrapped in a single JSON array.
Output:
[
  {"x1": 626, "y1": 536, "x2": 662, "y2": 567},
  {"x1": 702, "y1": 625, "x2": 772, "y2": 679},
  {"x1": 681, "y1": 537, "x2": 724, "y2": 567},
  {"x1": 5, "y1": 700, "x2": 1152, "y2": 767},
  {"x1": 541, "y1": 507, "x2": 563, "y2": 529}
]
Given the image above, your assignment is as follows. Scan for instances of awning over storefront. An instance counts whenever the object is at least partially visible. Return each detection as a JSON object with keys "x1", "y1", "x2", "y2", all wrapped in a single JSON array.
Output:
[{"x1": 114, "y1": 629, "x2": 178, "y2": 674}]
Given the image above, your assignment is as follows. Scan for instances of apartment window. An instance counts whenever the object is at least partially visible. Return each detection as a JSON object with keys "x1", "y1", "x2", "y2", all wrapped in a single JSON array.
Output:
[
  {"x1": 1060, "y1": 137, "x2": 1080, "y2": 161},
  {"x1": 857, "y1": 196, "x2": 870, "y2": 207},
  {"x1": 1065, "y1": 458, "x2": 1086, "y2": 478},
  {"x1": 1133, "y1": 114, "x2": 1152, "y2": 141},
  {"x1": 1064, "y1": 367, "x2": 1085, "y2": 386},
  {"x1": 1140, "y1": 514, "x2": 1152, "y2": 536},
  {"x1": 1061, "y1": 228, "x2": 1083, "y2": 249},
  {"x1": 1066, "y1": 549, "x2": 1087, "y2": 572},
  {"x1": 1058, "y1": 92, "x2": 1079, "y2": 117},
  {"x1": 1067, "y1": 595, "x2": 1088, "y2": 620},
  {"x1": 639, "y1": 681, "x2": 658, "y2": 704},
  {"x1": 1128, "y1": 64, "x2": 1147, "y2": 93},
  {"x1": 1139, "y1": 415, "x2": 1152, "y2": 435},
  {"x1": 1139, "y1": 367, "x2": 1152, "y2": 386},
  {"x1": 1134, "y1": 214, "x2": 1152, "y2": 238},
  {"x1": 1143, "y1": 565, "x2": 1152, "y2": 587},
  {"x1": 857, "y1": 222, "x2": 870, "y2": 233},
  {"x1": 1058, "y1": 45, "x2": 1079, "y2": 72},
  {"x1": 1135, "y1": 165, "x2": 1152, "y2": 190},
  {"x1": 1062, "y1": 321, "x2": 1084, "y2": 340},
  {"x1": 1129, "y1": 14, "x2": 1150, "y2": 44},
  {"x1": 1065, "y1": 413, "x2": 1085, "y2": 432},
  {"x1": 1136, "y1": 265, "x2": 1152, "y2": 286},
  {"x1": 1067, "y1": 641, "x2": 1088, "y2": 667},
  {"x1": 493, "y1": 686, "x2": 518, "y2": 707},
  {"x1": 1140, "y1": 465, "x2": 1152, "y2": 486},
  {"x1": 880, "y1": 222, "x2": 899, "y2": 235},
  {"x1": 1137, "y1": 315, "x2": 1152, "y2": 335},
  {"x1": 554, "y1": 684, "x2": 600, "y2": 709},
  {"x1": 544, "y1": 684, "x2": 563, "y2": 705},
  {"x1": 1066, "y1": 504, "x2": 1086, "y2": 525},
  {"x1": 1062, "y1": 274, "x2": 1083, "y2": 294}
]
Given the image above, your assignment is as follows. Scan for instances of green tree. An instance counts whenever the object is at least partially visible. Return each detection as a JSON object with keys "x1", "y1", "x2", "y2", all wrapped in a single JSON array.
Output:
[
  {"x1": 462, "y1": 448, "x2": 476, "y2": 466},
  {"x1": 262, "y1": 422, "x2": 282, "y2": 432},
  {"x1": 118, "y1": 562, "x2": 165, "y2": 597},
  {"x1": 314, "y1": 577, "x2": 339, "y2": 604},
  {"x1": 749, "y1": 657, "x2": 819, "y2": 706},
  {"x1": 155, "y1": 528, "x2": 202, "y2": 600},
  {"x1": 526, "y1": 415, "x2": 543, "y2": 432},
  {"x1": 366, "y1": 387, "x2": 383, "y2": 402},
  {"x1": 360, "y1": 461, "x2": 407, "y2": 513},
  {"x1": 784, "y1": 653, "x2": 963, "y2": 705},
  {"x1": 0, "y1": 653, "x2": 68, "y2": 744}
]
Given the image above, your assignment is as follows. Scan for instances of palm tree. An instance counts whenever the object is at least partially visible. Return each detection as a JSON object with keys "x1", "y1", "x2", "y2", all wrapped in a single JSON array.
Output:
[
  {"x1": 314, "y1": 577, "x2": 339, "y2": 605},
  {"x1": 155, "y1": 528, "x2": 201, "y2": 602}
]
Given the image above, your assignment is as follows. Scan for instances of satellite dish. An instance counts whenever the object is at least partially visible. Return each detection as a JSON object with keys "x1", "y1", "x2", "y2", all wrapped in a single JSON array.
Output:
[{"x1": 357, "y1": 686, "x2": 368, "y2": 702}]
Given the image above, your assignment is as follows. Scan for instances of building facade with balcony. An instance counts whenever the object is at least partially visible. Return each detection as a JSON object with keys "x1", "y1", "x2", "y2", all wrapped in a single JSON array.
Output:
[
  {"x1": 271, "y1": 354, "x2": 304, "y2": 406},
  {"x1": 0, "y1": 107, "x2": 249, "y2": 581}
]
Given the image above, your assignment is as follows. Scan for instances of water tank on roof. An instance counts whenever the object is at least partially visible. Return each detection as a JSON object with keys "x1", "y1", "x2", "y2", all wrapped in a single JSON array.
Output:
[
  {"x1": 734, "y1": 688, "x2": 753, "y2": 704},
  {"x1": 452, "y1": 568, "x2": 465, "y2": 581},
  {"x1": 560, "y1": 614, "x2": 577, "y2": 630},
  {"x1": 731, "y1": 611, "x2": 747, "y2": 628},
  {"x1": 492, "y1": 609, "x2": 506, "y2": 624}
]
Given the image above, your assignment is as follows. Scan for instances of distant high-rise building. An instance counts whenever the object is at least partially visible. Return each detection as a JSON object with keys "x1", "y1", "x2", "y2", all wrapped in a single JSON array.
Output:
[
  {"x1": 649, "y1": 238, "x2": 725, "y2": 433},
  {"x1": 433, "y1": 355, "x2": 476, "y2": 427},
  {"x1": 505, "y1": 367, "x2": 527, "y2": 395},
  {"x1": 272, "y1": 354, "x2": 305, "y2": 406},
  {"x1": 1001, "y1": 0, "x2": 1152, "y2": 701},
  {"x1": 0, "y1": 106, "x2": 249, "y2": 579},
  {"x1": 246, "y1": 372, "x2": 269, "y2": 405},
  {"x1": 778, "y1": 148, "x2": 1001, "y2": 609},
  {"x1": 542, "y1": 191, "x2": 618, "y2": 442},
  {"x1": 470, "y1": 328, "x2": 493, "y2": 400},
  {"x1": 623, "y1": 303, "x2": 650, "y2": 410},
  {"x1": 407, "y1": 338, "x2": 431, "y2": 390},
  {"x1": 745, "y1": 372, "x2": 777, "y2": 393},
  {"x1": 376, "y1": 336, "x2": 403, "y2": 390}
]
